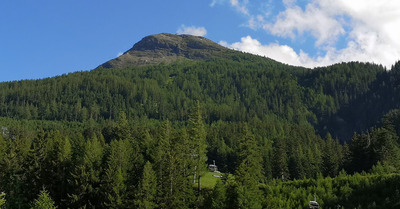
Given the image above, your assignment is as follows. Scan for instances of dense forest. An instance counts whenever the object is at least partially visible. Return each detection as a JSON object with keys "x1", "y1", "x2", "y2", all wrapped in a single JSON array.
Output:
[{"x1": 1, "y1": 34, "x2": 400, "y2": 208}]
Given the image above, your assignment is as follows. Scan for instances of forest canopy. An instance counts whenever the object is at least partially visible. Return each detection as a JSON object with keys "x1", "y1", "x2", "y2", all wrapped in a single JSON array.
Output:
[{"x1": 1, "y1": 50, "x2": 400, "y2": 208}]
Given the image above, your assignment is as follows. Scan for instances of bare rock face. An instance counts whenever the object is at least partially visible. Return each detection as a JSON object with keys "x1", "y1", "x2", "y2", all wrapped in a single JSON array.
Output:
[{"x1": 98, "y1": 33, "x2": 229, "y2": 69}]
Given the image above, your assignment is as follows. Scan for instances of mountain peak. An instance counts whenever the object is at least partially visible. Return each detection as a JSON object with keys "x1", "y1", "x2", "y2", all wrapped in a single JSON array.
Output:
[{"x1": 99, "y1": 33, "x2": 228, "y2": 69}]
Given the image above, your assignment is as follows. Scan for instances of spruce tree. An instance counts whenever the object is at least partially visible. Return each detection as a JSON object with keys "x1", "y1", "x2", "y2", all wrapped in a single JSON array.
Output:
[
  {"x1": 0, "y1": 192, "x2": 5, "y2": 208},
  {"x1": 211, "y1": 180, "x2": 226, "y2": 209},
  {"x1": 0, "y1": 134, "x2": 5, "y2": 166},
  {"x1": 22, "y1": 130, "x2": 47, "y2": 204},
  {"x1": 188, "y1": 101, "x2": 207, "y2": 192},
  {"x1": 31, "y1": 188, "x2": 57, "y2": 209},
  {"x1": 322, "y1": 134, "x2": 342, "y2": 177},
  {"x1": 154, "y1": 120, "x2": 173, "y2": 208},
  {"x1": 135, "y1": 161, "x2": 157, "y2": 209},
  {"x1": 42, "y1": 131, "x2": 72, "y2": 207},
  {"x1": 102, "y1": 139, "x2": 131, "y2": 208},
  {"x1": 235, "y1": 124, "x2": 262, "y2": 209},
  {"x1": 69, "y1": 134, "x2": 104, "y2": 208}
]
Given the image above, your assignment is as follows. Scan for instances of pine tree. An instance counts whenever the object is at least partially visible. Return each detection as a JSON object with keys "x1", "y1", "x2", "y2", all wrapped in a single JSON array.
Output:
[
  {"x1": 0, "y1": 192, "x2": 5, "y2": 208},
  {"x1": 154, "y1": 121, "x2": 194, "y2": 209},
  {"x1": 322, "y1": 134, "x2": 342, "y2": 177},
  {"x1": 0, "y1": 134, "x2": 6, "y2": 193},
  {"x1": 102, "y1": 139, "x2": 131, "y2": 208},
  {"x1": 154, "y1": 120, "x2": 173, "y2": 208},
  {"x1": 135, "y1": 161, "x2": 157, "y2": 209},
  {"x1": 235, "y1": 124, "x2": 263, "y2": 209},
  {"x1": 188, "y1": 101, "x2": 207, "y2": 192},
  {"x1": 22, "y1": 130, "x2": 47, "y2": 204},
  {"x1": 371, "y1": 128, "x2": 400, "y2": 169},
  {"x1": 42, "y1": 131, "x2": 72, "y2": 207},
  {"x1": 2, "y1": 135, "x2": 30, "y2": 208},
  {"x1": 0, "y1": 134, "x2": 5, "y2": 165},
  {"x1": 210, "y1": 180, "x2": 226, "y2": 209},
  {"x1": 31, "y1": 188, "x2": 57, "y2": 209},
  {"x1": 169, "y1": 129, "x2": 195, "y2": 209},
  {"x1": 115, "y1": 111, "x2": 131, "y2": 140},
  {"x1": 272, "y1": 137, "x2": 289, "y2": 180},
  {"x1": 69, "y1": 134, "x2": 104, "y2": 208}
]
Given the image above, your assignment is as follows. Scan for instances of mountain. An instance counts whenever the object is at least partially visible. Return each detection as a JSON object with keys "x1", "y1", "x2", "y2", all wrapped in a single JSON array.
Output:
[
  {"x1": 98, "y1": 33, "x2": 231, "y2": 69},
  {"x1": 2, "y1": 33, "x2": 400, "y2": 208},
  {"x1": 0, "y1": 33, "x2": 399, "y2": 142}
]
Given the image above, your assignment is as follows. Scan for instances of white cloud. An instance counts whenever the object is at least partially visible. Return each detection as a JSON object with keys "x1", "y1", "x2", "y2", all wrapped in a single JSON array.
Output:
[
  {"x1": 231, "y1": 0, "x2": 400, "y2": 68},
  {"x1": 230, "y1": 0, "x2": 249, "y2": 15},
  {"x1": 264, "y1": 2, "x2": 345, "y2": 47},
  {"x1": 177, "y1": 25, "x2": 207, "y2": 37},
  {"x1": 117, "y1": 52, "x2": 123, "y2": 57},
  {"x1": 209, "y1": 0, "x2": 249, "y2": 16},
  {"x1": 221, "y1": 36, "x2": 318, "y2": 67},
  {"x1": 282, "y1": 0, "x2": 296, "y2": 7}
]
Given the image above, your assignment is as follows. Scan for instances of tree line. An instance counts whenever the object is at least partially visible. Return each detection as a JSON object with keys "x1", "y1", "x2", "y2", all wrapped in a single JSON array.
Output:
[
  {"x1": 1, "y1": 56, "x2": 398, "y2": 142},
  {"x1": 1, "y1": 105, "x2": 400, "y2": 208},
  {"x1": 1, "y1": 53, "x2": 400, "y2": 208}
]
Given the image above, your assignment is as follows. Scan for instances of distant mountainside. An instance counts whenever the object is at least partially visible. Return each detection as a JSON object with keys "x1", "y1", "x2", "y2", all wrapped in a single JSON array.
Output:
[
  {"x1": 98, "y1": 33, "x2": 231, "y2": 69},
  {"x1": 3, "y1": 33, "x2": 400, "y2": 209},
  {"x1": 0, "y1": 33, "x2": 400, "y2": 142}
]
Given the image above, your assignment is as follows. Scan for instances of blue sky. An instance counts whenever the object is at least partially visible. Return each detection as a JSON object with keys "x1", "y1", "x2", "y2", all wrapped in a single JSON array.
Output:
[{"x1": 1, "y1": 0, "x2": 400, "y2": 82}]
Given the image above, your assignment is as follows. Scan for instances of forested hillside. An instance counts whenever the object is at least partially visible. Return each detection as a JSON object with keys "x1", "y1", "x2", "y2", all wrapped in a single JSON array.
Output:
[{"x1": 1, "y1": 33, "x2": 400, "y2": 208}]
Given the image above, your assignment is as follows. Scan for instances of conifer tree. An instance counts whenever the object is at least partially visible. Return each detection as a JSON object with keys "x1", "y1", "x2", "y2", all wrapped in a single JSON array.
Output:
[
  {"x1": 235, "y1": 124, "x2": 263, "y2": 209},
  {"x1": 154, "y1": 120, "x2": 173, "y2": 208},
  {"x1": 272, "y1": 138, "x2": 289, "y2": 180},
  {"x1": 0, "y1": 134, "x2": 5, "y2": 165},
  {"x1": 2, "y1": 135, "x2": 29, "y2": 208},
  {"x1": 0, "y1": 192, "x2": 5, "y2": 208},
  {"x1": 322, "y1": 134, "x2": 342, "y2": 177},
  {"x1": 43, "y1": 131, "x2": 72, "y2": 207},
  {"x1": 69, "y1": 134, "x2": 104, "y2": 208},
  {"x1": 102, "y1": 139, "x2": 131, "y2": 208},
  {"x1": 188, "y1": 101, "x2": 207, "y2": 191},
  {"x1": 154, "y1": 121, "x2": 194, "y2": 209},
  {"x1": 0, "y1": 134, "x2": 6, "y2": 193},
  {"x1": 22, "y1": 130, "x2": 47, "y2": 203},
  {"x1": 135, "y1": 161, "x2": 157, "y2": 209},
  {"x1": 115, "y1": 111, "x2": 131, "y2": 140},
  {"x1": 31, "y1": 188, "x2": 57, "y2": 209},
  {"x1": 170, "y1": 129, "x2": 195, "y2": 209},
  {"x1": 210, "y1": 180, "x2": 226, "y2": 209}
]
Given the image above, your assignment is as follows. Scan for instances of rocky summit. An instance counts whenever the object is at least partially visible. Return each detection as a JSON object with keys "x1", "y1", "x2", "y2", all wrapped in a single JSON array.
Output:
[{"x1": 98, "y1": 33, "x2": 229, "y2": 69}]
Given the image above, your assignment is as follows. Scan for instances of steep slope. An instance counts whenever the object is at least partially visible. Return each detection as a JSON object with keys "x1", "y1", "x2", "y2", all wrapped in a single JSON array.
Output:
[
  {"x1": 98, "y1": 33, "x2": 231, "y2": 69},
  {"x1": 0, "y1": 33, "x2": 398, "y2": 142}
]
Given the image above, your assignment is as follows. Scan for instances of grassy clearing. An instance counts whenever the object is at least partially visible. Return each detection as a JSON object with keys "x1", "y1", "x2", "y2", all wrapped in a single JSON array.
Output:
[{"x1": 200, "y1": 172, "x2": 224, "y2": 189}]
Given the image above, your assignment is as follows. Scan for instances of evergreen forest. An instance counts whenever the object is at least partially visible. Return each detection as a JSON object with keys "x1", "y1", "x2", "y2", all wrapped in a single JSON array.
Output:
[{"x1": 1, "y1": 34, "x2": 400, "y2": 208}]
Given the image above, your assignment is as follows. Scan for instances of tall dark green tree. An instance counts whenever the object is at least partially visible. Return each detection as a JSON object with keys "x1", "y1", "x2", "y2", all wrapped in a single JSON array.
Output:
[
  {"x1": 235, "y1": 125, "x2": 263, "y2": 209},
  {"x1": 31, "y1": 188, "x2": 57, "y2": 209},
  {"x1": 69, "y1": 134, "x2": 104, "y2": 208},
  {"x1": 370, "y1": 128, "x2": 400, "y2": 170},
  {"x1": 154, "y1": 120, "x2": 173, "y2": 208},
  {"x1": 272, "y1": 138, "x2": 289, "y2": 180},
  {"x1": 135, "y1": 161, "x2": 157, "y2": 209},
  {"x1": 210, "y1": 179, "x2": 227, "y2": 209},
  {"x1": 42, "y1": 131, "x2": 72, "y2": 207},
  {"x1": 348, "y1": 133, "x2": 373, "y2": 173},
  {"x1": 322, "y1": 134, "x2": 343, "y2": 177},
  {"x1": 102, "y1": 139, "x2": 131, "y2": 208},
  {"x1": 22, "y1": 130, "x2": 48, "y2": 204},
  {"x1": 154, "y1": 121, "x2": 194, "y2": 209},
  {"x1": 0, "y1": 192, "x2": 5, "y2": 208},
  {"x1": 1, "y1": 134, "x2": 31, "y2": 208},
  {"x1": 188, "y1": 101, "x2": 207, "y2": 192}
]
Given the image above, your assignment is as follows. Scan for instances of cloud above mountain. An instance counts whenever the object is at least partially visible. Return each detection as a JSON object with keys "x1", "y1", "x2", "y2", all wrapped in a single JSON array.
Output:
[
  {"x1": 177, "y1": 25, "x2": 207, "y2": 37},
  {"x1": 217, "y1": 0, "x2": 400, "y2": 68}
]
